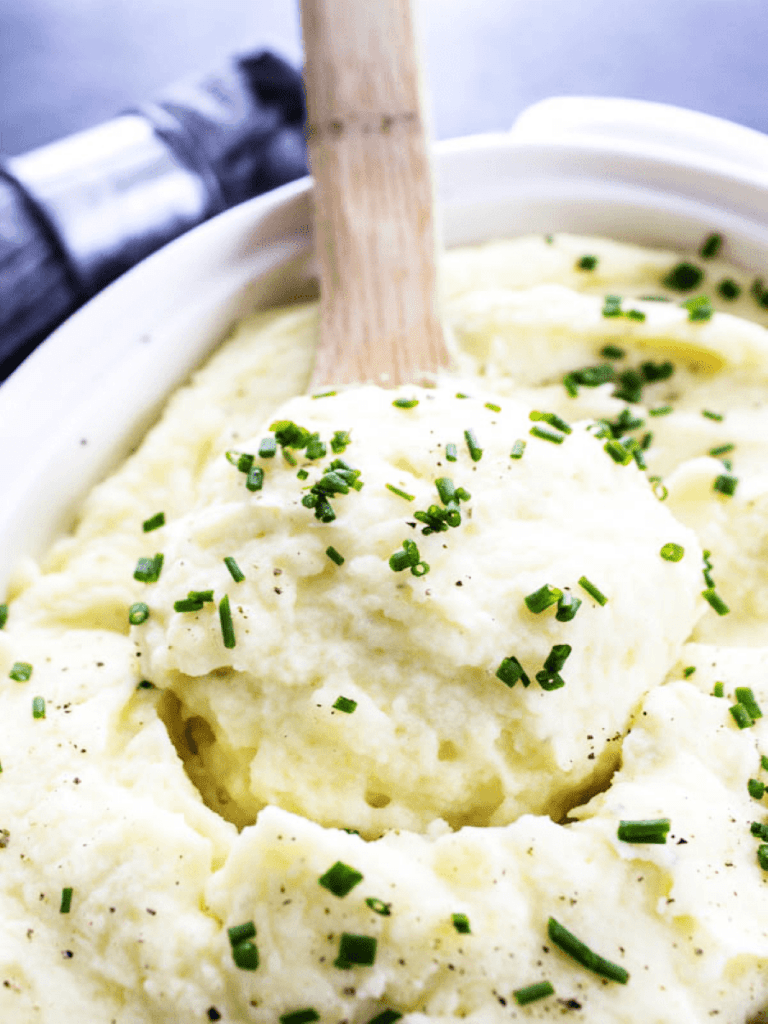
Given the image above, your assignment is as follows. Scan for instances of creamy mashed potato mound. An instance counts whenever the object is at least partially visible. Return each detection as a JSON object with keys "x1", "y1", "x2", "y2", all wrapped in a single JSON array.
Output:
[{"x1": 2, "y1": 234, "x2": 768, "y2": 1022}]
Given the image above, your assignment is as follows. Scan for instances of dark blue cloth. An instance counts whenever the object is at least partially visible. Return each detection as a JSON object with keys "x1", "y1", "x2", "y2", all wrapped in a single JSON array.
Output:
[{"x1": 0, "y1": 50, "x2": 307, "y2": 381}]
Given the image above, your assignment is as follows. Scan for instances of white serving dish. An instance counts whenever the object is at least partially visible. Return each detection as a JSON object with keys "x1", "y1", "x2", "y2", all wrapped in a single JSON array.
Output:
[{"x1": 3, "y1": 96, "x2": 768, "y2": 597}]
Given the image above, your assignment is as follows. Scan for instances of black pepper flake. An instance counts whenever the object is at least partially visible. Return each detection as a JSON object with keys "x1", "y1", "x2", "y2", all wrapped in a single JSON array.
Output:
[{"x1": 207, "y1": 1010, "x2": 222, "y2": 1022}]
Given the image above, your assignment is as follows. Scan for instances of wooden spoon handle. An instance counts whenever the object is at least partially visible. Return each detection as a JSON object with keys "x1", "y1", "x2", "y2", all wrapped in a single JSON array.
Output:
[{"x1": 299, "y1": 0, "x2": 449, "y2": 388}]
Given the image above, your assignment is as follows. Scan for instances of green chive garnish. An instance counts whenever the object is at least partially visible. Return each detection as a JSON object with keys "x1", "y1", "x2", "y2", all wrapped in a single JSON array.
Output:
[
  {"x1": 748, "y1": 778, "x2": 766, "y2": 800},
  {"x1": 32, "y1": 696, "x2": 45, "y2": 719},
  {"x1": 392, "y1": 398, "x2": 419, "y2": 409},
  {"x1": 663, "y1": 262, "x2": 703, "y2": 291},
  {"x1": 702, "y1": 588, "x2": 729, "y2": 615},
  {"x1": 332, "y1": 695, "x2": 357, "y2": 714},
  {"x1": 228, "y1": 921, "x2": 256, "y2": 946},
  {"x1": 319, "y1": 861, "x2": 363, "y2": 898},
  {"x1": 219, "y1": 595, "x2": 236, "y2": 649},
  {"x1": 279, "y1": 1010, "x2": 320, "y2": 1024},
  {"x1": 9, "y1": 662, "x2": 32, "y2": 682},
  {"x1": 700, "y1": 233, "x2": 722, "y2": 259},
  {"x1": 451, "y1": 913, "x2": 471, "y2": 934},
  {"x1": 133, "y1": 553, "x2": 164, "y2": 583},
  {"x1": 485, "y1": 402, "x2": 501, "y2": 412},
  {"x1": 751, "y1": 822, "x2": 768, "y2": 840},
  {"x1": 510, "y1": 439, "x2": 526, "y2": 459},
  {"x1": 709, "y1": 444, "x2": 734, "y2": 457},
  {"x1": 246, "y1": 465, "x2": 264, "y2": 491},
  {"x1": 702, "y1": 409, "x2": 724, "y2": 421},
  {"x1": 232, "y1": 940, "x2": 259, "y2": 970},
  {"x1": 334, "y1": 932, "x2": 377, "y2": 968},
  {"x1": 602, "y1": 294, "x2": 623, "y2": 318},
  {"x1": 142, "y1": 512, "x2": 165, "y2": 532},
  {"x1": 625, "y1": 308, "x2": 646, "y2": 322},
  {"x1": 577, "y1": 254, "x2": 598, "y2": 270},
  {"x1": 524, "y1": 584, "x2": 563, "y2": 614},
  {"x1": 736, "y1": 687, "x2": 762, "y2": 720},
  {"x1": 513, "y1": 981, "x2": 555, "y2": 1006},
  {"x1": 366, "y1": 1011, "x2": 403, "y2": 1024},
  {"x1": 717, "y1": 278, "x2": 740, "y2": 300},
  {"x1": 128, "y1": 602, "x2": 150, "y2": 625},
  {"x1": 683, "y1": 666, "x2": 696, "y2": 678},
  {"x1": 312, "y1": 390, "x2": 337, "y2": 399},
  {"x1": 365, "y1": 898, "x2": 391, "y2": 916},
  {"x1": 542, "y1": 644, "x2": 571, "y2": 674},
  {"x1": 660, "y1": 543, "x2": 684, "y2": 562},
  {"x1": 60, "y1": 887, "x2": 73, "y2": 913},
  {"x1": 305, "y1": 436, "x2": 327, "y2": 460},
  {"x1": 732, "y1": 704, "x2": 754, "y2": 730},
  {"x1": 530, "y1": 410, "x2": 572, "y2": 435},
  {"x1": 464, "y1": 429, "x2": 483, "y2": 461},
  {"x1": 617, "y1": 818, "x2": 670, "y2": 844},
  {"x1": 604, "y1": 438, "x2": 634, "y2": 465},
  {"x1": 547, "y1": 917, "x2": 628, "y2": 983},
  {"x1": 0, "y1": 604, "x2": 7, "y2": 629},
  {"x1": 445, "y1": 442, "x2": 458, "y2": 462},
  {"x1": 649, "y1": 406, "x2": 673, "y2": 417},
  {"x1": 600, "y1": 344, "x2": 625, "y2": 359},
  {"x1": 530, "y1": 426, "x2": 565, "y2": 445},
  {"x1": 224, "y1": 557, "x2": 245, "y2": 582},
  {"x1": 324, "y1": 546, "x2": 345, "y2": 567},
  {"x1": 555, "y1": 591, "x2": 582, "y2": 622},
  {"x1": 714, "y1": 473, "x2": 738, "y2": 496},
  {"x1": 578, "y1": 576, "x2": 608, "y2": 605},
  {"x1": 758, "y1": 846, "x2": 768, "y2": 871},
  {"x1": 682, "y1": 295, "x2": 713, "y2": 322},
  {"x1": 495, "y1": 656, "x2": 530, "y2": 689},
  {"x1": 258, "y1": 437, "x2": 277, "y2": 458},
  {"x1": 330, "y1": 430, "x2": 351, "y2": 453},
  {"x1": 386, "y1": 484, "x2": 415, "y2": 502},
  {"x1": 713, "y1": 681, "x2": 725, "y2": 698}
]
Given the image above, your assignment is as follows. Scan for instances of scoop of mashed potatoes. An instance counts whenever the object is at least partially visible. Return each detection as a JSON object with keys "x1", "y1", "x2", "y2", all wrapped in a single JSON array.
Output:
[{"x1": 2, "y1": 234, "x2": 768, "y2": 1023}]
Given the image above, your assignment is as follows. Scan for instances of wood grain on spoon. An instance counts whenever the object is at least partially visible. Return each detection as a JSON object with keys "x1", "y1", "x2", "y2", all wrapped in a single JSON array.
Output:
[{"x1": 299, "y1": 0, "x2": 450, "y2": 389}]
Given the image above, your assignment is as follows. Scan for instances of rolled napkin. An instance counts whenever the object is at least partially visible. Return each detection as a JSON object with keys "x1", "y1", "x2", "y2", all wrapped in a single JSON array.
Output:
[{"x1": 0, "y1": 50, "x2": 307, "y2": 381}]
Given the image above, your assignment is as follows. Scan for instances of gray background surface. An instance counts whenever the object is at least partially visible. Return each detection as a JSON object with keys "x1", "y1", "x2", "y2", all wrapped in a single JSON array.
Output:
[{"x1": 2, "y1": 0, "x2": 767, "y2": 157}]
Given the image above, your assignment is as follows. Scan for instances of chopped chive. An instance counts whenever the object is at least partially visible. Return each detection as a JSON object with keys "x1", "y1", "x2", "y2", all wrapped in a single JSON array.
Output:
[
  {"x1": 713, "y1": 473, "x2": 738, "y2": 496},
  {"x1": 334, "y1": 933, "x2": 377, "y2": 968},
  {"x1": 332, "y1": 695, "x2": 357, "y2": 714},
  {"x1": 224, "y1": 557, "x2": 245, "y2": 582},
  {"x1": 577, "y1": 254, "x2": 598, "y2": 270},
  {"x1": 128, "y1": 602, "x2": 149, "y2": 625},
  {"x1": 649, "y1": 405, "x2": 673, "y2": 417},
  {"x1": 542, "y1": 644, "x2": 572, "y2": 675},
  {"x1": 683, "y1": 666, "x2": 696, "y2": 678},
  {"x1": 530, "y1": 426, "x2": 565, "y2": 444},
  {"x1": 709, "y1": 443, "x2": 735, "y2": 457},
  {"x1": 330, "y1": 430, "x2": 351, "y2": 454},
  {"x1": 602, "y1": 294, "x2": 623, "y2": 318},
  {"x1": 226, "y1": 449, "x2": 254, "y2": 473},
  {"x1": 604, "y1": 438, "x2": 634, "y2": 465},
  {"x1": 578, "y1": 576, "x2": 608, "y2": 605},
  {"x1": 231, "y1": 940, "x2": 259, "y2": 970},
  {"x1": 366, "y1": 1012, "x2": 403, "y2": 1024},
  {"x1": 455, "y1": 392, "x2": 471, "y2": 399},
  {"x1": 682, "y1": 294, "x2": 713, "y2": 321},
  {"x1": 227, "y1": 921, "x2": 256, "y2": 946},
  {"x1": 326, "y1": 546, "x2": 345, "y2": 566},
  {"x1": 246, "y1": 465, "x2": 264, "y2": 491},
  {"x1": 305, "y1": 437, "x2": 327, "y2": 461},
  {"x1": 625, "y1": 308, "x2": 646, "y2": 322},
  {"x1": 663, "y1": 262, "x2": 703, "y2": 291},
  {"x1": 365, "y1": 898, "x2": 391, "y2": 916},
  {"x1": 59, "y1": 887, "x2": 73, "y2": 913},
  {"x1": 530, "y1": 410, "x2": 572, "y2": 435},
  {"x1": 137, "y1": 680, "x2": 155, "y2": 690},
  {"x1": 435, "y1": 477, "x2": 458, "y2": 506},
  {"x1": 496, "y1": 655, "x2": 531, "y2": 689},
  {"x1": 563, "y1": 373, "x2": 579, "y2": 397},
  {"x1": 296, "y1": 468, "x2": 309, "y2": 480},
  {"x1": 258, "y1": 437, "x2": 277, "y2": 458},
  {"x1": 547, "y1": 917, "x2": 628, "y2": 983},
  {"x1": 524, "y1": 584, "x2": 563, "y2": 614},
  {"x1": 392, "y1": 397, "x2": 419, "y2": 409},
  {"x1": 464, "y1": 429, "x2": 483, "y2": 461},
  {"x1": 445, "y1": 442, "x2": 458, "y2": 462},
  {"x1": 280, "y1": 1010, "x2": 320, "y2": 1024},
  {"x1": 702, "y1": 409, "x2": 724, "y2": 421},
  {"x1": 451, "y1": 913, "x2": 471, "y2": 934},
  {"x1": 758, "y1": 846, "x2": 768, "y2": 871},
  {"x1": 736, "y1": 687, "x2": 762, "y2": 720},
  {"x1": 660, "y1": 543, "x2": 684, "y2": 562},
  {"x1": 713, "y1": 681, "x2": 724, "y2": 697},
  {"x1": 282, "y1": 448, "x2": 298, "y2": 467},
  {"x1": 717, "y1": 278, "x2": 740, "y2": 300},
  {"x1": 386, "y1": 484, "x2": 415, "y2": 502},
  {"x1": 32, "y1": 696, "x2": 45, "y2": 719},
  {"x1": 700, "y1": 233, "x2": 722, "y2": 259},
  {"x1": 133, "y1": 553, "x2": 163, "y2": 583},
  {"x1": 319, "y1": 861, "x2": 363, "y2": 898},
  {"x1": 568, "y1": 364, "x2": 616, "y2": 388},
  {"x1": 751, "y1": 822, "x2": 768, "y2": 840},
  {"x1": 485, "y1": 402, "x2": 501, "y2": 412},
  {"x1": 312, "y1": 390, "x2": 337, "y2": 399},
  {"x1": 0, "y1": 604, "x2": 6, "y2": 629},
  {"x1": 762, "y1": 754, "x2": 768, "y2": 771},
  {"x1": 513, "y1": 981, "x2": 555, "y2": 1006},
  {"x1": 510, "y1": 439, "x2": 526, "y2": 459},
  {"x1": 9, "y1": 662, "x2": 32, "y2": 682},
  {"x1": 702, "y1": 588, "x2": 729, "y2": 615},
  {"x1": 748, "y1": 778, "x2": 766, "y2": 799},
  {"x1": 142, "y1": 512, "x2": 165, "y2": 532},
  {"x1": 536, "y1": 670, "x2": 565, "y2": 691},
  {"x1": 617, "y1": 818, "x2": 671, "y2": 844},
  {"x1": 600, "y1": 344, "x2": 625, "y2": 359},
  {"x1": 555, "y1": 591, "x2": 582, "y2": 622},
  {"x1": 271, "y1": 420, "x2": 312, "y2": 449},
  {"x1": 219, "y1": 595, "x2": 236, "y2": 649},
  {"x1": 731, "y1": 704, "x2": 754, "y2": 730}
]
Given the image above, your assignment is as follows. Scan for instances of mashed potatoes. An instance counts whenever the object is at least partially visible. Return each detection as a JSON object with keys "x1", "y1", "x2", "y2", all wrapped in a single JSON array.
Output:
[{"x1": 1, "y1": 234, "x2": 768, "y2": 1022}]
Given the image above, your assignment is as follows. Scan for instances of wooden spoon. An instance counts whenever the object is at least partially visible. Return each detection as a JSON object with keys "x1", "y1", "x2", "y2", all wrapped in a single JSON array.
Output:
[{"x1": 299, "y1": 0, "x2": 450, "y2": 389}]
